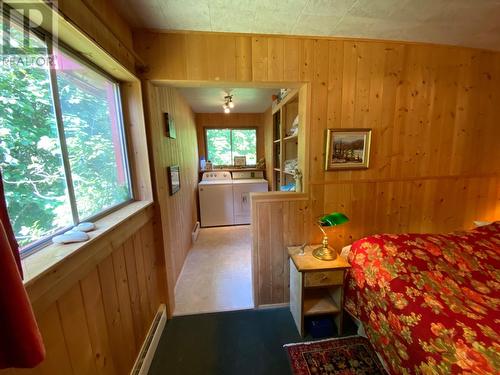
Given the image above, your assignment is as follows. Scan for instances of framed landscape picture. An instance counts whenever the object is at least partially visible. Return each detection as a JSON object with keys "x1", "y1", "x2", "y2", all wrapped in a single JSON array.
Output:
[
  {"x1": 325, "y1": 129, "x2": 372, "y2": 170},
  {"x1": 167, "y1": 165, "x2": 180, "y2": 195}
]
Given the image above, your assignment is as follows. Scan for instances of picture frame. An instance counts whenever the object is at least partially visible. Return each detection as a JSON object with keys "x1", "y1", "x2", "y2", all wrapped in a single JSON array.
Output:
[
  {"x1": 164, "y1": 112, "x2": 176, "y2": 139},
  {"x1": 167, "y1": 165, "x2": 180, "y2": 195},
  {"x1": 233, "y1": 156, "x2": 246, "y2": 167},
  {"x1": 325, "y1": 128, "x2": 372, "y2": 170}
]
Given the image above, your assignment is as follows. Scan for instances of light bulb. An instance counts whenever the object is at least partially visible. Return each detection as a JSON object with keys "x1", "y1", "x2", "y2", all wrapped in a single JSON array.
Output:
[
  {"x1": 228, "y1": 101, "x2": 234, "y2": 108},
  {"x1": 224, "y1": 107, "x2": 230, "y2": 113}
]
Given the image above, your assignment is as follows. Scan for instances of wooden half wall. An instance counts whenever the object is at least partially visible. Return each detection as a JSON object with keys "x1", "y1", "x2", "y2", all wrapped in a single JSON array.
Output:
[
  {"x1": 134, "y1": 31, "x2": 500, "y2": 306},
  {"x1": 251, "y1": 193, "x2": 310, "y2": 306}
]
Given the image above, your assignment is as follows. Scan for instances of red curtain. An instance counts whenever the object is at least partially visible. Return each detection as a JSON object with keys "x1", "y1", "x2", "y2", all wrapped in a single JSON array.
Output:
[{"x1": 0, "y1": 171, "x2": 45, "y2": 368}]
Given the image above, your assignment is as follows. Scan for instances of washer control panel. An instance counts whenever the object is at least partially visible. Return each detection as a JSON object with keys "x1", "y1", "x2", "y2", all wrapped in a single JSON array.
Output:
[
  {"x1": 232, "y1": 171, "x2": 264, "y2": 180},
  {"x1": 201, "y1": 171, "x2": 232, "y2": 181}
]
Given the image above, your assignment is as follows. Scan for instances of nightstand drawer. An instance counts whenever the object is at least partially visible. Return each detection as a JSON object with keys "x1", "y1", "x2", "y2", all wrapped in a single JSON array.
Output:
[{"x1": 304, "y1": 270, "x2": 344, "y2": 287}]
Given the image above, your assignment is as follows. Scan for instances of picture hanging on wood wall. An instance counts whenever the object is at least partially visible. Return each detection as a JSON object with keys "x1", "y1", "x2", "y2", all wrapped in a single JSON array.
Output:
[
  {"x1": 167, "y1": 165, "x2": 180, "y2": 195},
  {"x1": 325, "y1": 128, "x2": 371, "y2": 170},
  {"x1": 164, "y1": 112, "x2": 176, "y2": 138}
]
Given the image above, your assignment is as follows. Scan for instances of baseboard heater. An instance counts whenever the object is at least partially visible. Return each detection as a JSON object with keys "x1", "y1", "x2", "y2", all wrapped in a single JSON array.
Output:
[
  {"x1": 192, "y1": 221, "x2": 200, "y2": 243},
  {"x1": 130, "y1": 304, "x2": 167, "y2": 375}
]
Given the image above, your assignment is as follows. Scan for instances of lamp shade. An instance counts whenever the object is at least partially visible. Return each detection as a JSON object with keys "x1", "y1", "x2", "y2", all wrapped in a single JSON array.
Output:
[{"x1": 319, "y1": 212, "x2": 349, "y2": 227}]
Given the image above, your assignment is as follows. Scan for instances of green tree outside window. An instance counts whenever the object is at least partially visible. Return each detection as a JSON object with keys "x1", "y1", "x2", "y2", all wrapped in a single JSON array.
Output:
[
  {"x1": 206, "y1": 128, "x2": 257, "y2": 166},
  {"x1": 0, "y1": 18, "x2": 131, "y2": 251}
]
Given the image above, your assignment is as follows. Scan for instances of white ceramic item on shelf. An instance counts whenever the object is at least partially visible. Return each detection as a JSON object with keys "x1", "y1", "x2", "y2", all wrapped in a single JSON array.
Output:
[
  {"x1": 52, "y1": 230, "x2": 89, "y2": 244},
  {"x1": 73, "y1": 222, "x2": 96, "y2": 232}
]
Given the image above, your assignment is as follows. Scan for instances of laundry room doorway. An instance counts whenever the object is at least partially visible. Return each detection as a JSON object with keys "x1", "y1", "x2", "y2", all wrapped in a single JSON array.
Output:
[
  {"x1": 174, "y1": 86, "x2": 281, "y2": 316},
  {"x1": 145, "y1": 81, "x2": 307, "y2": 317}
]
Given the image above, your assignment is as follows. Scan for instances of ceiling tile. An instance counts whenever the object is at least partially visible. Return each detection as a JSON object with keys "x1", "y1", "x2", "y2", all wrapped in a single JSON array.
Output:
[
  {"x1": 331, "y1": 15, "x2": 380, "y2": 38},
  {"x1": 379, "y1": 0, "x2": 448, "y2": 23},
  {"x1": 209, "y1": 7, "x2": 255, "y2": 32},
  {"x1": 426, "y1": 2, "x2": 500, "y2": 31},
  {"x1": 111, "y1": 0, "x2": 500, "y2": 51},
  {"x1": 162, "y1": 0, "x2": 209, "y2": 8},
  {"x1": 162, "y1": 0, "x2": 211, "y2": 30},
  {"x1": 210, "y1": 0, "x2": 257, "y2": 12},
  {"x1": 302, "y1": 0, "x2": 358, "y2": 17},
  {"x1": 374, "y1": 22, "x2": 467, "y2": 46},
  {"x1": 253, "y1": 10, "x2": 302, "y2": 34},
  {"x1": 255, "y1": 0, "x2": 308, "y2": 12},
  {"x1": 348, "y1": 0, "x2": 405, "y2": 19},
  {"x1": 293, "y1": 14, "x2": 342, "y2": 36}
]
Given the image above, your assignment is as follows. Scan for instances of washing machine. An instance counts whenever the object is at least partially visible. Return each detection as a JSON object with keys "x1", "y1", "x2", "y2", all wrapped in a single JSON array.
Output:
[
  {"x1": 198, "y1": 171, "x2": 234, "y2": 227},
  {"x1": 232, "y1": 171, "x2": 269, "y2": 225}
]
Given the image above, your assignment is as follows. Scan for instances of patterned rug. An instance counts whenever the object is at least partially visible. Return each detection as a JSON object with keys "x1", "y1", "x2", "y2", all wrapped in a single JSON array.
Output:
[{"x1": 285, "y1": 336, "x2": 387, "y2": 375}]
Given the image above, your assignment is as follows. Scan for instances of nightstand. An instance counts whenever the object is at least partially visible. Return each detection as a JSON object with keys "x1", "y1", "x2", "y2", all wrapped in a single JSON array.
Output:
[{"x1": 288, "y1": 245, "x2": 351, "y2": 337}]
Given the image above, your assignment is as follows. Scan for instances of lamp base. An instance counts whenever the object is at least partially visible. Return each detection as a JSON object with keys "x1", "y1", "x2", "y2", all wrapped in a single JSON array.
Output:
[{"x1": 312, "y1": 246, "x2": 337, "y2": 261}]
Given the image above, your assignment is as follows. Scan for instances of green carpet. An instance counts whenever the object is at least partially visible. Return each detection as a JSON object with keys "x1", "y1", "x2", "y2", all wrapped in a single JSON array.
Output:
[{"x1": 148, "y1": 307, "x2": 357, "y2": 375}]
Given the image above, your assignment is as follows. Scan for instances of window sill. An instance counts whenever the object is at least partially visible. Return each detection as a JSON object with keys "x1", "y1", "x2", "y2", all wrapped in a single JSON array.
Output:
[
  {"x1": 199, "y1": 167, "x2": 264, "y2": 172},
  {"x1": 22, "y1": 200, "x2": 153, "y2": 287}
]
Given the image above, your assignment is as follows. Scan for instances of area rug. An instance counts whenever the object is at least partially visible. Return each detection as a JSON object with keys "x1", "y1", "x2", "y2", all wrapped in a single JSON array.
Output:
[{"x1": 285, "y1": 336, "x2": 387, "y2": 375}]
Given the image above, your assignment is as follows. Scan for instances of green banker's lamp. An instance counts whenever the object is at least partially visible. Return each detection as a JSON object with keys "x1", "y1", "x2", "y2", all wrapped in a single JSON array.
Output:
[{"x1": 313, "y1": 212, "x2": 349, "y2": 261}]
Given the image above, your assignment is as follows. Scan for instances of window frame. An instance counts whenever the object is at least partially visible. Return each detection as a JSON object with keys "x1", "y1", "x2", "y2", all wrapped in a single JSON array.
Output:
[
  {"x1": 1, "y1": 11, "x2": 134, "y2": 258},
  {"x1": 204, "y1": 127, "x2": 258, "y2": 167},
  {"x1": 48, "y1": 43, "x2": 134, "y2": 219}
]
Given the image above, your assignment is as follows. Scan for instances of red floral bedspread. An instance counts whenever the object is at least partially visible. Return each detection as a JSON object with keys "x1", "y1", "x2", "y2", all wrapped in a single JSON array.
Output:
[{"x1": 345, "y1": 222, "x2": 500, "y2": 375}]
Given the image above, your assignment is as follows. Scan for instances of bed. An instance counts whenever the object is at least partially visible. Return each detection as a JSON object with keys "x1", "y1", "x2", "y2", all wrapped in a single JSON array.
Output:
[{"x1": 344, "y1": 222, "x2": 500, "y2": 375}]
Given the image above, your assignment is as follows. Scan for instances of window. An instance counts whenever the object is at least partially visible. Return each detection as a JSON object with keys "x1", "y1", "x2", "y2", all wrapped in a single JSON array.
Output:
[
  {"x1": 205, "y1": 128, "x2": 257, "y2": 166},
  {"x1": 0, "y1": 16, "x2": 132, "y2": 255}
]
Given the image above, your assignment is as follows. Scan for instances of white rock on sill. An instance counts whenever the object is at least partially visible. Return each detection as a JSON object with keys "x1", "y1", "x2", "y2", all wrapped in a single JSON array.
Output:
[{"x1": 52, "y1": 230, "x2": 89, "y2": 244}]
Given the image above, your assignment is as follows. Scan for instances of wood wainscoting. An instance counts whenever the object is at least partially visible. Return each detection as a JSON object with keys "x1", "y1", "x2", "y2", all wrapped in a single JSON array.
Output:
[
  {"x1": 251, "y1": 193, "x2": 310, "y2": 306},
  {"x1": 1, "y1": 206, "x2": 165, "y2": 375}
]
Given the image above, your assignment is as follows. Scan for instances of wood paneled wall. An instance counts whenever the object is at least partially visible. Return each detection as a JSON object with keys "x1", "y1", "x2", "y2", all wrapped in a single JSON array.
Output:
[
  {"x1": 1, "y1": 208, "x2": 165, "y2": 375},
  {"x1": 121, "y1": 81, "x2": 153, "y2": 201},
  {"x1": 195, "y1": 112, "x2": 265, "y2": 162},
  {"x1": 324, "y1": 175, "x2": 500, "y2": 247},
  {"x1": 144, "y1": 84, "x2": 199, "y2": 313},
  {"x1": 134, "y1": 31, "x2": 500, "y2": 305},
  {"x1": 56, "y1": 0, "x2": 137, "y2": 71}
]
